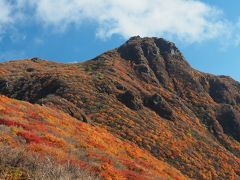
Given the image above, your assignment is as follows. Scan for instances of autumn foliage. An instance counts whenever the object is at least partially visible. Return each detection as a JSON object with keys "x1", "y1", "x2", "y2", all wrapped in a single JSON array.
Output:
[
  {"x1": 0, "y1": 96, "x2": 185, "y2": 179},
  {"x1": 1, "y1": 37, "x2": 240, "y2": 179}
]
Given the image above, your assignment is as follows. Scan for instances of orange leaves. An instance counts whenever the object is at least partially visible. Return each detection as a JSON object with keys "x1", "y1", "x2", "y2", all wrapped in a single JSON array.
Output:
[
  {"x1": 43, "y1": 133, "x2": 66, "y2": 148},
  {"x1": 120, "y1": 159, "x2": 144, "y2": 173},
  {"x1": 87, "y1": 152, "x2": 113, "y2": 165},
  {"x1": 99, "y1": 162, "x2": 125, "y2": 180},
  {"x1": 0, "y1": 96, "x2": 187, "y2": 179},
  {"x1": 120, "y1": 169, "x2": 146, "y2": 180},
  {"x1": 0, "y1": 105, "x2": 4, "y2": 111}
]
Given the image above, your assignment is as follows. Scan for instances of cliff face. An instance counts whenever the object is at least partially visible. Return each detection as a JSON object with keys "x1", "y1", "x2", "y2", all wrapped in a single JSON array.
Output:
[
  {"x1": 0, "y1": 36, "x2": 240, "y2": 179},
  {"x1": 118, "y1": 36, "x2": 240, "y2": 142}
]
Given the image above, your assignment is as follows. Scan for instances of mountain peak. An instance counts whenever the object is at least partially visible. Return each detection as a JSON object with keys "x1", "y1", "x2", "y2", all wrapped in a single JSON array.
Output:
[
  {"x1": 118, "y1": 36, "x2": 184, "y2": 61},
  {"x1": 116, "y1": 36, "x2": 191, "y2": 88}
]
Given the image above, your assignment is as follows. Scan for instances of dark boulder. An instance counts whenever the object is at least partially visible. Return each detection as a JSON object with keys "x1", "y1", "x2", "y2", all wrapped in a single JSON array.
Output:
[
  {"x1": 117, "y1": 90, "x2": 143, "y2": 110},
  {"x1": 31, "y1": 57, "x2": 42, "y2": 63},
  {"x1": 0, "y1": 78, "x2": 8, "y2": 91},
  {"x1": 144, "y1": 94, "x2": 175, "y2": 121},
  {"x1": 115, "y1": 82, "x2": 126, "y2": 91},
  {"x1": 209, "y1": 78, "x2": 236, "y2": 105},
  {"x1": 134, "y1": 64, "x2": 150, "y2": 74},
  {"x1": 217, "y1": 105, "x2": 240, "y2": 141}
]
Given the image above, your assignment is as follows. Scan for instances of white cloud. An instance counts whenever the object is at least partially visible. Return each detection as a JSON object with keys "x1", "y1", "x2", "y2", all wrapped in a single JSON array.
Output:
[
  {"x1": 0, "y1": 1, "x2": 14, "y2": 35},
  {"x1": 0, "y1": 0, "x2": 237, "y2": 44},
  {"x1": 234, "y1": 18, "x2": 240, "y2": 47},
  {"x1": 0, "y1": 0, "x2": 26, "y2": 40},
  {"x1": 26, "y1": 0, "x2": 229, "y2": 43}
]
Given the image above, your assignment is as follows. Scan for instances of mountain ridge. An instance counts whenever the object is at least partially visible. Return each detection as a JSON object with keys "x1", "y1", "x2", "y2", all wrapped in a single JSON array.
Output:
[{"x1": 0, "y1": 36, "x2": 240, "y2": 179}]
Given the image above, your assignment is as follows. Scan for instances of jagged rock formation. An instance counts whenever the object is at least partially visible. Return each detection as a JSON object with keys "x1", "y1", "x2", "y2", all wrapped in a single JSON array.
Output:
[{"x1": 0, "y1": 36, "x2": 240, "y2": 179}]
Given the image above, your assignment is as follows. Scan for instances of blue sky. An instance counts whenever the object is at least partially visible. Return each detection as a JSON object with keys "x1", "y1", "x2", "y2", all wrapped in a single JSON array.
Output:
[{"x1": 0, "y1": 0, "x2": 240, "y2": 80}]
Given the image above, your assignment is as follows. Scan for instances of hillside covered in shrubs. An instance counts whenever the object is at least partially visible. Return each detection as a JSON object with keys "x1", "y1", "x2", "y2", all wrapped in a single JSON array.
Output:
[
  {"x1": 0, "y1": 37, "x2": 240, "y2": 179},
  {"x1": 0, "y1": 96, "x2": 185, "y2": 179}
]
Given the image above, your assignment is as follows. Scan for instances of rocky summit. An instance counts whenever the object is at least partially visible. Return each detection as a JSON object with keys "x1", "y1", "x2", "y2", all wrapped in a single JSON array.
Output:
[{"x1": 0, "y1": 36, "x2": 240, "y2": 179}]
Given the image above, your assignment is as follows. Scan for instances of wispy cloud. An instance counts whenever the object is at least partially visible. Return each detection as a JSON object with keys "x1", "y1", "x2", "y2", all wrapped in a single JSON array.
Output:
[
  {"x1": 0, "y1": 1, "x2": 14, "y2": 36},
  {"x1": 0, "y1": 0, "x2": 239, "y2": 44},
  {"x1": 234, "y1": 18, "x2": 240, "y2": 47}
]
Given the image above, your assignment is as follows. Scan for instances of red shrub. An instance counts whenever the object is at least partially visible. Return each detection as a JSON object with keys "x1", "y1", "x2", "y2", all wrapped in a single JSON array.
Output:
[
  {"x1": 87, "y1": 153, "x2": 113, "y2": 165},
  {"x1": 120, "y1": 159, "x2": 144, "y2": 173},
  {"x1": 28, "y1": 122, "x2": 49, "y2": 132},
  {"x1": 17, "y1": 131, "x2": 44, "y2": 144},
  {"x1": 0, "y1": 118, "x2": 30, "y2": 130},
  {"x1": 26, "y1": 111, "x2": 41, "y2": 121},
  {"x1": 120, "y1": 169, "x2": 146, "y2": 180}
]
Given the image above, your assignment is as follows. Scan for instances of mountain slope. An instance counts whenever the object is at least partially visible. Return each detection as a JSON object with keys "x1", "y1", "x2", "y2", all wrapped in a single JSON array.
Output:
[
  {"x1": 0, "y1": 36, "x2": 240, "y2": 179},
  {"x1": 0, "y1": 95, "x2": 185, "y2": 179}
]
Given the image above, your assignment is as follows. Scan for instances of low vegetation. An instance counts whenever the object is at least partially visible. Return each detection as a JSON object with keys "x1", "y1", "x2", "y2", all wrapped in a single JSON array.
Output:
[
  {"x1": 0, "y1": 146, "x2": 95, "y2": 180},
  {"x1": 0, "y1": 96, "x2": 186, "y2": 179}
]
